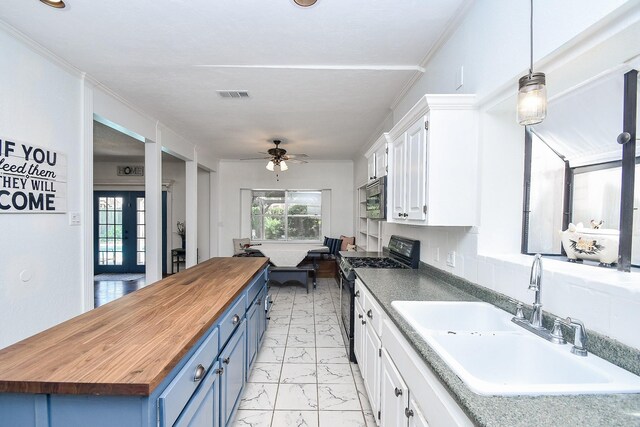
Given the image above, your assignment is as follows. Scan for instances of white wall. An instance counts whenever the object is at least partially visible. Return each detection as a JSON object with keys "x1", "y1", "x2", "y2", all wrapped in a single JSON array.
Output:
[
  {"x1": 0, "y1": 29, "x2": 83, "y2": 348},
  {"x1": 162, "y1": 159, "x2": 186, "y2": 253},
  {"x1": 197, "y1": 168, "x2": 211, "y2": 262},
  {"x1": 218, "y1": 160, "x2": 354, "y2": 257},
  {"x1": 0, "y1": 23, "x2": 219, "y2": 349},
  {"x1": 356, "y1": 0, "x2": 640, "y2": 349},
  {"x1": 394, "y1": 0, "x2": 630, "y2": 119}
]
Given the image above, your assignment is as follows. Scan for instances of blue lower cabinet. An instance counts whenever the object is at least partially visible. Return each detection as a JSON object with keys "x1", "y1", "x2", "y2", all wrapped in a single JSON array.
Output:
[
  {"x1": 246, "y1": 300, "x2": 259, "y2": 377},
  {"x1": 219, "y1": 318, "x2": 247, "y2": 427},
  {"x1": 174, "y1": 361, "x2": 220, "y2": 427},
  {"x1": 159, "y1": 329, "x2": 219, "y2": 427},
  {"x1": 257, "y1": 286, "x2": 267, "y2": 347}
]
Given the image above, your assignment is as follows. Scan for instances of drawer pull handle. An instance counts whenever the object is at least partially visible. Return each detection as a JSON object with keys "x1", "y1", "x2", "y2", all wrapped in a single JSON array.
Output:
[
  {"x1": 355, "y1": 291, "x2": 360, "y2": 298},
  {"x1": 223, "y1": 357, "x2": 230, "y2": 365},
  {"x1": 232, "y1": 314, "x2": 240, "y2": 325},
  {"x1": 394, "y1": 387, "x2": 403, "y2": 397},
  {"x1": 405, "y1": 408, "x2": 414, "y2": 418},
  {"x1": 193, "y1": 364, "x2": 206, "y2": 382},
  {"x1": 367, "y1": 309, "x2": 373, "y2": 319}
]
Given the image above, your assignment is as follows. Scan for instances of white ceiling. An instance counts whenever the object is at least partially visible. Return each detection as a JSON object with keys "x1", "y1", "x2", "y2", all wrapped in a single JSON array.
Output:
[
  {"x1": 0, "y1": 0, "x2": 466, "y2": 160},
  {"x1": 93, "y1": 120, "x2": 185, "y2": 164}
]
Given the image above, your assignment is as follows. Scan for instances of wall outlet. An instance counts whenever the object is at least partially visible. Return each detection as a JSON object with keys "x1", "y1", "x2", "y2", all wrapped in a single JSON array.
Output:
[
  {"x1": 435, "y1": 247, "x2": 440, "y2": 262},
  {"x1": 447, "y1": 251, "x2": 456, "y2": 267}
]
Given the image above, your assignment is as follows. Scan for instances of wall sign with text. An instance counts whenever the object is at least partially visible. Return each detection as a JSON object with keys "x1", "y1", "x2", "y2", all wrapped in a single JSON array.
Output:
[{"x1": 0, "y1": 138, "x2": 67, "y2": 213}]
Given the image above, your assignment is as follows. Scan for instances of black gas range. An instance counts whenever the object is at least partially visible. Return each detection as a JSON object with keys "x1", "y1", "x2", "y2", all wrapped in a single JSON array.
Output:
[{"x1": 338, "y1": 235, "x2": 420, "y2": 362}]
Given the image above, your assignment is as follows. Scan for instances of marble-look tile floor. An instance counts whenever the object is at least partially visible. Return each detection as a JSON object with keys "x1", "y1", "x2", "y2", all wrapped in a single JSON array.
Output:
[{"x1": 232, "y1": 278, "x2": 376, "y2": 427}]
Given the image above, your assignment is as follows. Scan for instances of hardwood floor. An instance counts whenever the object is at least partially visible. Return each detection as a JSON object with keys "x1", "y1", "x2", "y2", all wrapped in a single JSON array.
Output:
[{"x1": 94, "y1": 277, "x2": 146, "y2": 308}]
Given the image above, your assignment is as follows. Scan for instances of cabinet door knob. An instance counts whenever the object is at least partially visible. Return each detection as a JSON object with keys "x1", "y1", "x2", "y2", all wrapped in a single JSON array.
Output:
[
  {"x1": 394, "y1": 387, "x2": 403, "y2": 397},
  {"x1": 232, "y1": 314, "x2": 240, "y2": 325},
  {"x1": 405, "y1": 408, "x2": 414, "y2": 418},
  {"x1": 367, "y1": 309, "x2": 373, "y2": 319},
  {"x1": 358, "y1": 313, "x2": 363, "y2": 319},
  {"x1": 403, "y1": 213, "x2": 408, "y2": 217},
  {"x1": 223, "y1": 357, "x2": 230, "y2": 365},
  {"x1": 215, "y1": 367, "x2": 224, "y2": 375},
  {"x1": 361, "y1": 320, "x2": 367, "y2": 325},
  {"x1": 355, "y1": 290, "x2": 360, "y2": 298},
  {"x1": 193, "y1": 364, "x2": 206, "y2": 382},
  {"x1": 398, "y1": 213, "x2": 402, "y2": 217}
]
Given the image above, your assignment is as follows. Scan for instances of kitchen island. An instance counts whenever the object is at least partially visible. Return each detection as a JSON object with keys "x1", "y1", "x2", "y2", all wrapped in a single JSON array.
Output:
[{"x1": 0, "y1": 257, "x2": 270, "y2": 427}]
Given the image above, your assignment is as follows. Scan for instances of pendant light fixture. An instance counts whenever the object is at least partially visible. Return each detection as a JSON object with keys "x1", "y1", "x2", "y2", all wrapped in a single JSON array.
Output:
[
  {"x1": 517, "y1": 0, "x2": 547, "y2": 125},
  {"x1": 293, "y1": 0, "x2": 318, "y2": 7}
]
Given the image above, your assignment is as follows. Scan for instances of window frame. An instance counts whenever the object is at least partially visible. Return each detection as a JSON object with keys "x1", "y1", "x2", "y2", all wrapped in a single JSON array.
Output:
[
  {"x1": 521, "y1": 69, "x2": 638, "y2": 271},
  {"x1": 250, "y1": 189, "x2": 322, "y2": 243}
]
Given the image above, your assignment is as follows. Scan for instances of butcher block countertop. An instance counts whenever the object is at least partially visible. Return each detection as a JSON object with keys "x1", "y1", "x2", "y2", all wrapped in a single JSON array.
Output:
[{"x1": 0, "y1": 257, "x2": 269, "y2": 396}]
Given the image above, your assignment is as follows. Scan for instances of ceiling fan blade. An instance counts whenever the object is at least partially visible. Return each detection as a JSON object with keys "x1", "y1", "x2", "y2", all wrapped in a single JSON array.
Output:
[
  {"x1": 286, "y1": 159, "x2": 308, "y2": 164},
  {"x1": 286, "y1": 153, "x2": 309, "y2": 158},
  {"x1": 240, "y1": 157, "x2": 271, "y2": 160}
]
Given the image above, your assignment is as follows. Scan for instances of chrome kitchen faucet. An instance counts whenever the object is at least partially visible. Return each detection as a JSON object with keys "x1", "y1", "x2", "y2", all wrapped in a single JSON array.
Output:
[
  {"x1": 512, "y1": 253, "x2": 589, "y2": 356},
  {"x1": 528, "y1": 253, "x2": 544, "y2": 328}
]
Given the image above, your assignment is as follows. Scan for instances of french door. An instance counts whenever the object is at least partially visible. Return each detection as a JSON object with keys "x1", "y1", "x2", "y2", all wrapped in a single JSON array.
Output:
[{"x1": 94, "y1": 191, "x2": 146, "y2": 274}]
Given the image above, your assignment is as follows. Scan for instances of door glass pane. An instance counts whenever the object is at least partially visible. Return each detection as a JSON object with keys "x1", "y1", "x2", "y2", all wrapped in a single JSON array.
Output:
[
  {"x1": 98, "y1": 196, "x2": 124, "y2": 266},
  {"x1": 136, "y1": 197, "x2": 146, "y2": 266}
]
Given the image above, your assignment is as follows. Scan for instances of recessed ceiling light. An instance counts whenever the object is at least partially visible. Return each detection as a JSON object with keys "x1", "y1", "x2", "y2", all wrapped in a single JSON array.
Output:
[
  {"x1": 40, "y1": 0, "x2": 66, "y2": 9},
  {"x1": 293, "y1": 0, "x2": 317, "y2": 7}
]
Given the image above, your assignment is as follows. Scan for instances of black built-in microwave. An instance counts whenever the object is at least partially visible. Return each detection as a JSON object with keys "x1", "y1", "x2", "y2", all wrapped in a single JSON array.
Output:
[{"x1": 366, "y1": 176, "x2": 386, "y2": 219}]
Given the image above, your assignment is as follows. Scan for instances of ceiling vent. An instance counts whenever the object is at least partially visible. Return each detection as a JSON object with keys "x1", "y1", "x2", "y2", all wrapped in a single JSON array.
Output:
[{"x1": 217, "y1": 90, "x2": 250, "y2": 99}]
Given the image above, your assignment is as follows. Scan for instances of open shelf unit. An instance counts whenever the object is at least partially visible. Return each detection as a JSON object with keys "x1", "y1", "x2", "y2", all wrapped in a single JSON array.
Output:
[{"x1": 357, "y1": 183, "x2": 383, "y2": 252}]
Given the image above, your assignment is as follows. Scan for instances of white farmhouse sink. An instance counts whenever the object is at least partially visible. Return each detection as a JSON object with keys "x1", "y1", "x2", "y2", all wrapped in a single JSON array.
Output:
[
  {"x1": 391, "y1": 301, "x2": 519, "y2": 332},
  {"x1": 391, "y1": 300, "x2": 640, "y2": 396}
]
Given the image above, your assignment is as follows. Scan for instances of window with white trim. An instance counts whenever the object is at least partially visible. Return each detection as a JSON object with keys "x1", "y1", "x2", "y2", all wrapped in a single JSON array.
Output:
[{"x1": 251, "y1": 190, "x2": 322, "y2": 241}]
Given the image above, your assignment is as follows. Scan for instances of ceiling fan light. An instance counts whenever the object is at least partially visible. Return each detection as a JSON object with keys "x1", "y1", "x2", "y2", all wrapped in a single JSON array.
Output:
[
  {"x1": 280, "y1": 160, "x2": 289, "y2": 171},
  {"x1": 266, "y1": 160, "x2": 275, "y2": 171},
  {"x1": 40, "y1": 0, "x2": 66, "y2": 8},
  {"x1": 517, "y1": 72, "x2": 547, "y2": 125}
]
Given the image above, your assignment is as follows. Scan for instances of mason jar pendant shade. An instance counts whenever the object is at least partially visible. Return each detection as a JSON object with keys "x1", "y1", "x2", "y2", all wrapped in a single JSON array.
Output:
[
  {"x1": 518, "y1": 72, "x2": 547, "y2": 125},
  {"x1": 517, "y1": 0, "x2": 547, "y2": 126}
]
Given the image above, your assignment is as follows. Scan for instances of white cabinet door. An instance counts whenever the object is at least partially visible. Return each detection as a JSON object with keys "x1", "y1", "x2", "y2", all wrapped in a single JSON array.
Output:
[
  {"x1": 408, "y1": 397, "x2": 429, "y2": 427},
  {"x1": 380, "y1": 349, "x2": 408, "y2": 427},
  {"x1": 367, "y1": 154, "x2": 376, "y2": 181},
  {"x1": 405, "y1": 119, "x2": 427, "y2": 221},
  {"x1": 391, "y1": 134, "x2": 406, "y2": 220},
  {"x1": 354, "y1": 301, "x2": 365, "y2": 365},
  {"x1": 375, "y1": 143, "x2": 387, "y2": 178},
  {"x1": 363, "y1": 321, "x2": 381, "y2": 420}
]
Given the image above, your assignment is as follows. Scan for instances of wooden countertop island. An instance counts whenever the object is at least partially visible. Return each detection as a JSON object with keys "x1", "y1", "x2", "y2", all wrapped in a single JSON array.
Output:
[{"x1": 0, "y1": 257, "x2": 269, "y2": 397}]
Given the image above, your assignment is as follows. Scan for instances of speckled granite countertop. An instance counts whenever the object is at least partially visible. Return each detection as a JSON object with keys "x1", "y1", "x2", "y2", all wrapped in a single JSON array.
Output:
[{"x1": 354, "y1": 267, "x2": 640, "y2": 427}]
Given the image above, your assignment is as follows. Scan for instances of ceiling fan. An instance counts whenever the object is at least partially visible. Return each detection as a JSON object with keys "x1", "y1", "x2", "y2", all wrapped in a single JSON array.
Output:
[{"x1": 241, "y1": 140, "x2": 309, "y2": 172}]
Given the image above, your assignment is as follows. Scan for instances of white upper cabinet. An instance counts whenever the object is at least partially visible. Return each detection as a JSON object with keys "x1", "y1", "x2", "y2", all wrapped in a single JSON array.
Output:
[
  {"x1": 387, "y1": 94, "x2": 478, "y2": 226},
  {"x1": 374, "y1": 142, "x2": 387, "y2": 180},
  {"x1": 365, "y1": 133, "x2": 390, "y2": 182}
]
